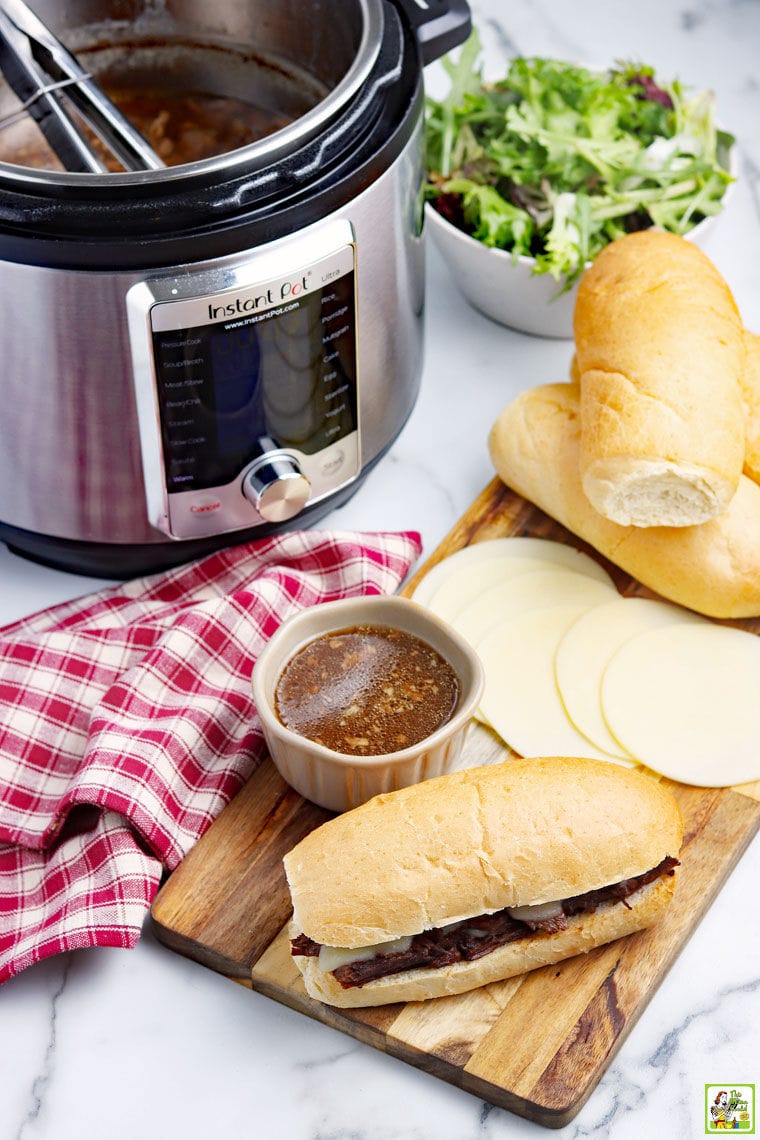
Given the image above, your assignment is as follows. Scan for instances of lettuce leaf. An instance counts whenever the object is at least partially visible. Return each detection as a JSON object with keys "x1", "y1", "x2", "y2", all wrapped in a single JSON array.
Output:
[{"x1": 424, "y1": 34, "x2": 734, "y2": 286}]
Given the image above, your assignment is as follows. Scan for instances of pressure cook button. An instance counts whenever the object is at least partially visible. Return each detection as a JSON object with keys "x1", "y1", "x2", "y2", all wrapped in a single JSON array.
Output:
[{"x1": 242, "y1": 457, "x2": 311, "y2": 523}]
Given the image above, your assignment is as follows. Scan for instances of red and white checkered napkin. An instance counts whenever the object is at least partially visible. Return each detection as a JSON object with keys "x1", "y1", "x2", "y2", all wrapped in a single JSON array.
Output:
[{"x1": 0, "y1": 528, "x2": 421, "y2": 983}]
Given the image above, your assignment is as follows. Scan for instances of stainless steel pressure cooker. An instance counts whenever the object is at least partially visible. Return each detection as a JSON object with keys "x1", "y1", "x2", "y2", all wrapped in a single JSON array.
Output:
[{"x1": 0, "y1": 0, "x2": 470, "y2": 576}]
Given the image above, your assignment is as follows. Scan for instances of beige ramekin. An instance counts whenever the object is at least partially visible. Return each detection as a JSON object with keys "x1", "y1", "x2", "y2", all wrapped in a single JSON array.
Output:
[{"x1": 251, "y1": 594, "x2": 485, "y2": 812}]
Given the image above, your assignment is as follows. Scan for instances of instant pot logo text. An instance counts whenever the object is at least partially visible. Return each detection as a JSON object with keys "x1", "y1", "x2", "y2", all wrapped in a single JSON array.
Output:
[{"x1": 208, "y1": 273, "x2": 312, "y2": 320}]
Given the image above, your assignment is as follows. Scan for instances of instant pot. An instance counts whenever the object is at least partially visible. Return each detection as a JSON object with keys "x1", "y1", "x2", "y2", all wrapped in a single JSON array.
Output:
[{"x1": 0, "y1": 0, "x2": 470, "y2": 576}]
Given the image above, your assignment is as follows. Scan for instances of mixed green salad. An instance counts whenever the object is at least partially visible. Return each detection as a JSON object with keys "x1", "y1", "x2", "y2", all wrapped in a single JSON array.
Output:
[{"x1": 424, "y1": 34, "x2": 734, "y2": 287}]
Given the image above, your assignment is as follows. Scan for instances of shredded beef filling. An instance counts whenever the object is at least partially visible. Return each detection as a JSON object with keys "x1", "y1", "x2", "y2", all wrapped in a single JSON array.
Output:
[{"x1": 291, "y1": 855, "x2": 679, "y2": 989}]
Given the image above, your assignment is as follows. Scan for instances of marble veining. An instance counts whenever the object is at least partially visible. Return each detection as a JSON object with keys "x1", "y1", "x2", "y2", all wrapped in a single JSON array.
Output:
[
  {"x1": 13, "y1": 955, "x2": 72, "y2": 1140},
  {"x1": 1, "y1": 1, "x2": 759, "y2": 1137}
]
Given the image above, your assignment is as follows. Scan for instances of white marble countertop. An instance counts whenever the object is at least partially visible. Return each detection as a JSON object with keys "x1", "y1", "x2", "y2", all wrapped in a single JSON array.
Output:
[{"x1": 2, "y1": 2, "x2": 759, "y2": 1137}]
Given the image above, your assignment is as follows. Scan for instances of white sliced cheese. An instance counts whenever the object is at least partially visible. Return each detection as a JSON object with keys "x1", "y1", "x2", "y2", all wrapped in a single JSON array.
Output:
[
  {"x1": 554, "y1": 597, "x2": 704, "y2": 757},
  {"x1": 506, "y1": 900, "x2": 564, "y2": 923},
  {"x1": 317, "y1": 935, "x2": 413, "y2": 973},
  {"x1": 601, "y1": 622, "x2": 760, "y2": 787},
  {"x1": 424, "y1": 556, "x2": 563, "y2": 624},
  {"x1": 452, "y1": 568, "x2": 618, "y2": 649},
  {"x1": 410, "y1": 537, "x2": 613, "y2": 607},
  {"x1": 476, "y1": 604, "x2": 633, "y2": 764}
]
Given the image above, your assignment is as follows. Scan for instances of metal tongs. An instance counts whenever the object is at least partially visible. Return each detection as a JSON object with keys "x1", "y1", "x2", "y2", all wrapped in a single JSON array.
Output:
[{"x1": 0, "y1": 0, "x2": 164, "y2": 172}]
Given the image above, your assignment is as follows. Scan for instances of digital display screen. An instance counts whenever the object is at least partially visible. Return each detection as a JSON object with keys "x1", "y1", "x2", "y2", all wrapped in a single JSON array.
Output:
[{"x1": 152, "y1": 269, "x2": 357, "y2": 493}]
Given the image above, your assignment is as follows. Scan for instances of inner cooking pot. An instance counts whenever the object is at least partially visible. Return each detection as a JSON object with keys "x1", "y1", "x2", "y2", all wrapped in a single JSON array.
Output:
[
  {"x1": 0, "y1": 0, "x2": 471, "y2": 577},
  {"x1": 0, "y1": 0, "x2": 383, "y2": 176}
]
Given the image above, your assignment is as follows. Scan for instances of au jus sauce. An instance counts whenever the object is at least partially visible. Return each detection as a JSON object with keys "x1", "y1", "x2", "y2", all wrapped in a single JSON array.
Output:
[{"x1": 275, "y1": 625, "x2": 461, "y2": 756}]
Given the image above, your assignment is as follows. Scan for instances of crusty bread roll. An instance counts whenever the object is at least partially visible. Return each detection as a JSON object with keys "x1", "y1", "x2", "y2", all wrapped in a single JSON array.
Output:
[
  {"x1": 576, "y1": 329, "x2": 760, "y2": 486},
  {"x1": 740, "y1": 330, "x2": 760, "y2": 484},
  {"x1": 488, "y1": 381, "x2": 760, "y2": 618},
  {"x1": 284, "y1": 757, "x2": 682, "y2": 1007},
  {"x1": 574, "y1": 231, "x2": 746, "y2": 527}
]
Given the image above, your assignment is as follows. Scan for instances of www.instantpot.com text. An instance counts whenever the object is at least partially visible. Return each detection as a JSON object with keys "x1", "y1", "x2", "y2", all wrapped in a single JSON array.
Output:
[{"x1": 223, "y1": 300, "x2": 299, "y2": 331}]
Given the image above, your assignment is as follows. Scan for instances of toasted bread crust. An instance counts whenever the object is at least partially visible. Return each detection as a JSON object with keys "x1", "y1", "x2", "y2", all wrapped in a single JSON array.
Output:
[
  {"x1": 740, "y1": 331, "x2": 760, "y2": 485},
  {"x1": 488, "y1": 381, "x2": 760, "y2": 618},
  {"x1": 574, "y1": 231, "x2": 745, "y2": 527}
]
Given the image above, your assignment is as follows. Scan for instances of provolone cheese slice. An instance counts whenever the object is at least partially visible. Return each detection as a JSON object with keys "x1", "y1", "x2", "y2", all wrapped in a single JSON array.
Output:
[
  {"x1": 318, "y1": 935, "x2": 413, "y2": 973},
  {"x1": 424, "y1": 556, "x2": 564, "y2": 624},
  {"x1": 601, "y1": 622, "x2": 760, "y2": 786},
  {"x1": 555, "y1": 597, "x2": 703, "y2": 757},
  {"x1": 411, "y1": 537, "x2": 613, "y2": 607},
  {"x1": 452, "y1": 568, "x2": 618, "y2": 649},
  {"x1": 477, "y1": 605, "x2": 633, "y2": 764}
]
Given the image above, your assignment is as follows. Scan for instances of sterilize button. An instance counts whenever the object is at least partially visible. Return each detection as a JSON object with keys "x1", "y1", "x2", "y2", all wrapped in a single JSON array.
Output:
[{"x1": 242, "y1": 457, "x2": 311, "y2": 523}]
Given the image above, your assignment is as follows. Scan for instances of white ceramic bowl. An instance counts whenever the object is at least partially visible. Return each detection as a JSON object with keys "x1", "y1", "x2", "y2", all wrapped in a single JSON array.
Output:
[
  {"x1": 251, "y1": 595, "x2": 485, "y2": 813},
  {"x1": 425, "y1": 203, "x2": 577, "y2": 338},
  {"x1": 425, "y1": 157, "x2": 733, "y2": 340}
]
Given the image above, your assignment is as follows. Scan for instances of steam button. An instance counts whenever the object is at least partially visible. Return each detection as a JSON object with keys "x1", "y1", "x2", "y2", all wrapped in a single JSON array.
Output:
[{"x1": 242, "y1": 456, "x2": 310, "y2": 523}]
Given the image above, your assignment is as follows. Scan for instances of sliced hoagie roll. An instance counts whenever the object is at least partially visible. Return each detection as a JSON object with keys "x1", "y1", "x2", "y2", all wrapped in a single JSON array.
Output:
[{"x1": 283, "y1": 756, "x2": 682, "y2": 1008}]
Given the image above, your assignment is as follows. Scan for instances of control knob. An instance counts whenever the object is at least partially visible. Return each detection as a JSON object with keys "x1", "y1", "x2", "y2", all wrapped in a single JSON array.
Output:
[{"x1": 242, "y1": 454, "x2": 310, "y2": 522}]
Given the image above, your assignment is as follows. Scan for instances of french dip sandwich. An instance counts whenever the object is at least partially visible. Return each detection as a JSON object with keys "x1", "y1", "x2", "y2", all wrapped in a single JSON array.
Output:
[{"x1": 283, "y1": 757, "x2": 683, "y2": 1007}]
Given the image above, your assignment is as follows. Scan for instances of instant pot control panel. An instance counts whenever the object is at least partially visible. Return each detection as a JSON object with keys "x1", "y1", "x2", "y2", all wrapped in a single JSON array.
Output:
[{"x1": 126, "y1": 221, "x2": 360, "y2": 540}]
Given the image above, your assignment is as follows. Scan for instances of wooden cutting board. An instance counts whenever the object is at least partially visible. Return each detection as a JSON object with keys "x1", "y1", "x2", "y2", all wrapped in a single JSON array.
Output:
[{"x1": 150, "y1": 478, "x2": 760, "y2": 1128}]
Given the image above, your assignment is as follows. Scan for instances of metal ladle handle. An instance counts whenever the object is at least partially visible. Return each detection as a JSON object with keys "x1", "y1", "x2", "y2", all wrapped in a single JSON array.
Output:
[{"x1": 0, "y1": 0, "x2": 164, "y2": 172}]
